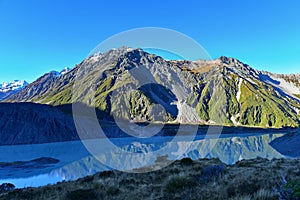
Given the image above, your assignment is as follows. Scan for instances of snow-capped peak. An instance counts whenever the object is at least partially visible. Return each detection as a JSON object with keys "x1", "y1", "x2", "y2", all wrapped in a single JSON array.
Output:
[
  {"x1": 0, "y1": 80, "x2": 28, "y2": 93},
  {"x1": 60, "y1": 67, "x2": 71, "y2": 75},
  {"x1": 48, "y1": 67, "x2": 72, "y2": 78}
]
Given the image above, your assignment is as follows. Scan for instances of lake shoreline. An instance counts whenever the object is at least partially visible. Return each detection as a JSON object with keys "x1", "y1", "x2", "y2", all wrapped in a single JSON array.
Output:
[
  {"x1": 0, "y1": 132, "x2": 288, "y2": 189},
  {"x1": 1, "y1": 157, "x2": 300, "y2": 200},
  {"x1": 0, "y1": 124, "x2": 296, "y2": 147}
]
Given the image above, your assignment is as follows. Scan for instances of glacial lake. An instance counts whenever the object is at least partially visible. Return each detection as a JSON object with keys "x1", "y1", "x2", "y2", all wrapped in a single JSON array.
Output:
[{"x1": 0, "y1": 132, "x2": 287, "y2": 188}]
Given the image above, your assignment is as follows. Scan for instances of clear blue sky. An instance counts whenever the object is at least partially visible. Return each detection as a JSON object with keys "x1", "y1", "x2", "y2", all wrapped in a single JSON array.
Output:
[{"x1": 0, "y1": 0, "x2": 300, "y2": 83}]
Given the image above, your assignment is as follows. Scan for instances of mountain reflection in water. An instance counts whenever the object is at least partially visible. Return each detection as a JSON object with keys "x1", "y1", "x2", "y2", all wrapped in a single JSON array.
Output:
[{"x1": 0, "y1": 133, "x2": 284, "y2": 188}]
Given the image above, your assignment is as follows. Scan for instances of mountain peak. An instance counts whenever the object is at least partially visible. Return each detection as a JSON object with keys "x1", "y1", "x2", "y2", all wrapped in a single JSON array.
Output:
[
  {"x1": 60, "y1": 67, "x2": 72, "y2": 75},
  {"x1": 218, "y1": 56, "x2": 230, "y2": 62},
  {"x1": 46, "y1": 67, "x2": 72, "y2": 78},
  {"x1": 104, "y1": 46, "x2": 141, "y2": 56},
  {"x1": 217, "y1": 56, "x2": 242, "y2": 65},
  {"x1": 4, "y1": 47, "x2": 300, "y2": 128},
  {"x1": 0, "y1": 80, "x2": 28, "y2": 92},
  {"x1": 0, "y1": 80, "x2": 28, "y2": 101}
]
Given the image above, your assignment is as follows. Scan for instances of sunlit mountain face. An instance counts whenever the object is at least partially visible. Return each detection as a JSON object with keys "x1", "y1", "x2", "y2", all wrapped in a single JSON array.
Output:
[
  {"x1": 0, "y1": 47, "x2": 299, "y2": 191},
  {"x1": 4, "y1": 47, "x2": 300, "y2": 128}
]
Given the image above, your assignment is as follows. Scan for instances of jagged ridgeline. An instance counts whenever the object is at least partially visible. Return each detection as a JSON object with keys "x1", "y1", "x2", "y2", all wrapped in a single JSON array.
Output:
[{"x1": 6, "y1": 47, "x2": 300, "y2": 128}]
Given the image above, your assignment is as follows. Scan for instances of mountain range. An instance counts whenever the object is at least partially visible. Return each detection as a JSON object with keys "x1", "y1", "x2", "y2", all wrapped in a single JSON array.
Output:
[
  {"x1": 0, "y1": 68, "x2": 71, "y2": 102},
  {"x1": 3, "y1": 47, "x2": 300, "y2": 128},
  {"x1": 0, "y1": 80, "x2": 28, "y2": 101}
]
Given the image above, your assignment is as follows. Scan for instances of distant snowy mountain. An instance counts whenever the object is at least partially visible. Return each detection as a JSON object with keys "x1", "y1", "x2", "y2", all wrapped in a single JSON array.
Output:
[
  {"x1": 0, "y1": 80, "x2": 28, "y2": 93},
  {"x1": 60, "y1": 67, "x2": 72, "y2": 75},
  {"x1": 0, "y1": 80, "x2": 28, "y2": 101},
  {"x1": 48, "y1": 67, "x2": 72, "y2": 77},
  {"x1": 1, "y1": 67, "x2": 72, "y2": 102}
]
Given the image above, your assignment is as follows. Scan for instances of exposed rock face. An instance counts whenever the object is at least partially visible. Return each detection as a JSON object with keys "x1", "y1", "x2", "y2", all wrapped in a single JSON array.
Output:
[
  {"x1": 260, "y1": 71, "x2": 300, "y2": 99},
  {"x1": 7, "y1": 71, "x2": 67, "y2": 102},
  {"x1": 0, "y1": 103, "x2": 79, "y2": 145},
  {"x1": 5, "y1": 47, "x2": 300, "y2": 128}
]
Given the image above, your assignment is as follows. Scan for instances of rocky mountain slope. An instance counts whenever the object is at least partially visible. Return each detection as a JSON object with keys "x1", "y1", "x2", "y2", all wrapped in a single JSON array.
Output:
[
  {"x1": 0, "y1": 80, "x2": 28, "y2": 101},
  {"x1": 6, "y1": 68, "x2": 71, "y2": 103},
  {"x1": 5, "y1": 47, "x2": 300, "y2": 128},
  {"x1": 0, "y1": 103, "x2": 79, "y2": 145}
]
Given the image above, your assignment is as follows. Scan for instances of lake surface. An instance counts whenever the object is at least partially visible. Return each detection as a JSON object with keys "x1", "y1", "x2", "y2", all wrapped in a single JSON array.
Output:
[{"x1": 0, "y1": 133, "x2": 286, "y2": 188}]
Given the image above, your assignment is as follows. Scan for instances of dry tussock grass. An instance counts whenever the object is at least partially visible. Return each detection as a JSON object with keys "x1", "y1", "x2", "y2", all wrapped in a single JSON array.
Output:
[{"x1": 1, "y1": 157, "x2": 300, "y2": 200}]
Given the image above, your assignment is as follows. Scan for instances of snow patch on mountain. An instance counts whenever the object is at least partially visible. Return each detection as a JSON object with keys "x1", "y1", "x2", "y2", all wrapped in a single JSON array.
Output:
[
  {"x1": 60, "y1": 67, "x2": 72, "y2": 75},
  {"x1": 270, "y1": 76, "x2": 300, "y2": 95},
  {"x1": 0, "y1": 80, "x2": 28, "y2": 101},
  {"x1": 0, "y1": 80, "x2": 28, "y2": 98},
  {"x1": 259, "y1": 72, "x2": 300, "y2": 98},
  {"x1": 0, "y1": 80, "x2": 28, "y2": 93},
  {"x1": 236, "y1": 78, "x2": 243, "y2": 102}
]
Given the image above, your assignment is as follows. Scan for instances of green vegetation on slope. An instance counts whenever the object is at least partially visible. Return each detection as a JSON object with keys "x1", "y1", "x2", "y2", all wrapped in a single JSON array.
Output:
[
  {"x1": 239, "y1": 80, "x2": 299, "y2": 127},
  {"x1": 187, "y1": 68, "x2": 300, "y2": 128},
  {"x1": 7, "y1": 48, "x2": 300, "y2": 128}
]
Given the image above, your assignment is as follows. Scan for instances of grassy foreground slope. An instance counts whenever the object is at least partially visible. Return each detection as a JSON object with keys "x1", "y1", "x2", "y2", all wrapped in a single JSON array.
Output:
[{"x1": 1, "y1": 157, "x2": 300, "y2": 200}]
